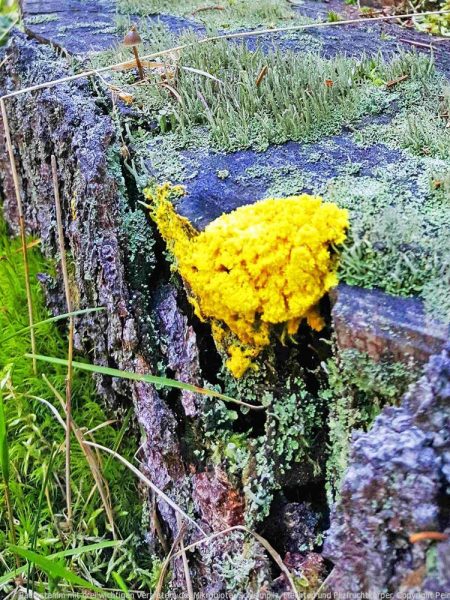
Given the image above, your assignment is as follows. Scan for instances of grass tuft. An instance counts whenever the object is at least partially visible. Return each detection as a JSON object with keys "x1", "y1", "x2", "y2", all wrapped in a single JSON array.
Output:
[{"x1": 0, "y1": 215, "x2": 153, "y2": 593}]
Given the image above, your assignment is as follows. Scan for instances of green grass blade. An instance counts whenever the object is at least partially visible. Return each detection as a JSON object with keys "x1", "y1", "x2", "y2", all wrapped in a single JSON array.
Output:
[
  {"x1": 0, "y1": 369, "x2": 18, "y2": 566},
  {"x1": 2, "y1": 307, "x2": 105, "y2": 343},
  {"x1": 104, "y1": 408, "x2": 132, "y2": 473},
  {"x1": 112, "y1": 571, "x2": 132, "y2": 599},
  {"x1": 0, "y1": 388, "x2": 9, "y2": 483},
  {"x1": 25, "y1": 354, "x2": 264, "y2": 410},
  {"x1": 8, "y1": 546, "x2": 103, "y2": 592},
  {"x1": 28, "y1": 447, "x2": 56, "y2": 597},
  {"x1": 51, "y1": 540, "x2": 123, "y2": 560},
  {"x1": 1, "y1": 542, "x2": 122, "y2": 591}
]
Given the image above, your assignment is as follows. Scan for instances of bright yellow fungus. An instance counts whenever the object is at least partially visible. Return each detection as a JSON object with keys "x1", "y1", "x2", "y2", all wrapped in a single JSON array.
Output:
[{"x1": 144, "y1": 183, "x2": 348, "y2": 378}]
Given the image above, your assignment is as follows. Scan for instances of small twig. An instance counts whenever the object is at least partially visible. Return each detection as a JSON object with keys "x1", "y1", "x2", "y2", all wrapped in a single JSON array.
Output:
[
  {"x1": 399, "y1": 37, "x2": 436, "y2": 50},
  {"x1": 386, "y1": 74, "x2": 409, "y2": 88},
  {"x1": 51, "y1": 155, "x2": 74, "y2": 530},
  {"x1": 176, "y1": 514, "x2": 194, "y2": 600},
  {"x1": 192, "y1": 5, "x2": 225, "y2": 15},
  {"x1": 256, "y1": 65, "x2": 269, "y2": 87},
  {"x1": 0, "y1": 98, "x2": 37, "y2": 374}
]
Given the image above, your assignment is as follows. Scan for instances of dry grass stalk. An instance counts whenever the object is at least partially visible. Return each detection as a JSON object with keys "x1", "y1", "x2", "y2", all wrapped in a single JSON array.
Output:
[
  {"x1": 42, "y1": 374, "x2": 117, "y2": 539},
  {"x1": 51, "y1": 154, "x2": 74, "y2": 530},
  {"x1": 311, "y1": 568, "x2": 335, "y2": 600},
  {"x1": 0, "y1": 239, "x2": 40, "y2": 261},
  {"x1": 399, "y1": 37, "x2": 436, "y2": 50},
  {"x1": 409, "y1": 531, "x2": 449, "y2": 543},
  {"x1": 256, "y1": 65, "x2": 269, "y2": 87},
  {"x1": 153, "y1": 521, "x2": 188, "y2": 600},
  {"x1": 0, "y1": 98, "x2": 37, "y2": 374},
  {"x1": 171, "y1": 525, "x2": 301, "y2": 600},
  {"x1": 83, "y1": 440, "x2": 206, "y2": 535},
  {"x1": 160, "y1": 82, "x2": 183, "y2": 103},
  {"x1": 192, "y1": 5, "x2": 225, "y2": 15},
  {"x1": 386, "y1": 74, "x2": 409, "y2": 88},
  {"x1": 176, "y1": 513, "x2": 194, "y2": 600}
]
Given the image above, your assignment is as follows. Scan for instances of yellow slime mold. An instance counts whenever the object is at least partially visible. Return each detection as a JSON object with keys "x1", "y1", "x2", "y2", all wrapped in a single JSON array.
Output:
[{"x1": 144, "y1": 183, "x2": 348, "y2": 378}]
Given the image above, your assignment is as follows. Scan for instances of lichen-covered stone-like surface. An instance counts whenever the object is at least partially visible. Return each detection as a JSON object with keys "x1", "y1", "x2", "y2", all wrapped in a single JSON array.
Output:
[
  {"x1": 324, "y1": 343, "x2": 450, "y2": 593},
  {"x1": 332, "y1": 284, "x2": 448, "y2": 365},
  {"x1": 21, "y1": 0, "x2": 118, "y2": 53}
]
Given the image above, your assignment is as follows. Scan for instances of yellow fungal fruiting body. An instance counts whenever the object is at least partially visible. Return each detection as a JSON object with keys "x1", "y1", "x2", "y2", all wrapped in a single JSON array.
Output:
[{"x1": 145, "y1": 183, "x2": 348, "y2": 378}]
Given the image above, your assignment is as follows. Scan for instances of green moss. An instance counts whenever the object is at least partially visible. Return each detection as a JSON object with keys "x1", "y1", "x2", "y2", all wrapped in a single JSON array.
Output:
[
  {"x1": 321, "y1": 349, "x2": 419, "y2": 503},
  {"x1": 216, "y1": 536, "x2": 269, "y2": 596},
  {"x1": 117, "y1": 0, "x2": 305, "y2": 31},
  {"x1": 243, "y1": 374, "x2": 323, "y2": 524},
  {"x1": 92, "y1": 28, "x2": 434, "y2": 154},
  {"x1": 304, "y1": 73, "x2": 450, "y2": 322},
  {"x1": 327, "y1": 117, "x2": 450, "y2": 323},
  {"x1": 355, "y1": 79, "x2": 450, "y2": 160},
  {"x1": 107, "y1": 146, "x2": 156, "y2": 295},
  {"x1": 202, "y1": 397, "x2": 250, "y2": 468}
]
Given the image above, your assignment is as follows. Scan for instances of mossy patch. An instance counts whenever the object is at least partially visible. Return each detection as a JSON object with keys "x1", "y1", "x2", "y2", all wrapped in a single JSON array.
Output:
[
  {"x1": 117, "y1": 0, "x2": 307, "y2": 31},
  {"x1": 237, "y1": 164, "x2": 310, "y2": 197},
  {"x1": 321, "y1": 348, "x2": 419, "y2": 503},
  {"x1": 107, "y1": 146, "x2": 156, "y2": 295},
  {"x1": 93, "y1": 27, "x2": 433, "y2": 153},
  {"x1": 26, "y1": 13, "x2": 59, "y2": 25},
  {"x1": 200, "y1": 370, "x2": 325, "y2": 525}
]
